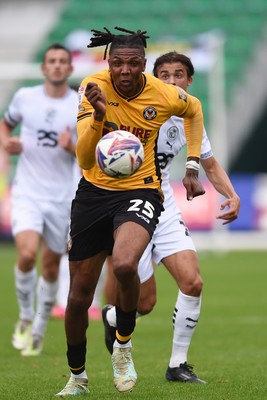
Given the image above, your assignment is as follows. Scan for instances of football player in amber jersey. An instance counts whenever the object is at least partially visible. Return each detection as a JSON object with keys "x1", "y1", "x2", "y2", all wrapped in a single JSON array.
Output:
[
  {"x1": 56, "y1": 27, "x2": 205, "y2": 397},
  {"x1": 77, "y1": 68, "x2": 202, "y2": 191}
]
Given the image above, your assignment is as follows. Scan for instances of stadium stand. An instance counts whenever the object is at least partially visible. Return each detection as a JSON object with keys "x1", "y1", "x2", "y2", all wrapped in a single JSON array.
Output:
[
  {"x1": 33, "y1": 0, "x2": 267, "y2": 121},
  {"x1": 0, "y1": 0, "x2": 65, "y2": 113},
  {"x1": 1, "y1": 0, "x2": 266, "y2": 118}
]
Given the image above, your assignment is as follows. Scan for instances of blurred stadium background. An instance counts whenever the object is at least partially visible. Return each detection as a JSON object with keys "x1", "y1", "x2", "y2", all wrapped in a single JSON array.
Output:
[{"x1": 0, "y1": 0, "x2": 267, "y2": 250}]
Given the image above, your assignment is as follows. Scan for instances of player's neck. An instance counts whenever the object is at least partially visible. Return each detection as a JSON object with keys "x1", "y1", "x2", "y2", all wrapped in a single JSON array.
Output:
[
  {"x1": 44, "y1": 81, "x2": 69, "y2": 98},
  {"x1": 112, "y1": 74, "x2": 145, "y2": 99}
]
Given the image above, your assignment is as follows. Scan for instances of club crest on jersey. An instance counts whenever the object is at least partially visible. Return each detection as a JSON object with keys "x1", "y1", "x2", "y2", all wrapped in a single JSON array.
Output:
[
  {"x1": 177, "y1": 87, "x2": 187, "y2": 102},
  {"x1": 78, "y1": 86, "x2": 86, "y2": 104},
  {"x1": 167, "y1": 126, "x2": 179, "y2": 141},
  {"x1": 143, "y1": 106, "x2": 157, "y2": 120}
]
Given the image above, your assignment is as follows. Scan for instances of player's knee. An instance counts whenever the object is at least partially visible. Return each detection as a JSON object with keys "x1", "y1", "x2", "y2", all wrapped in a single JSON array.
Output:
[
  {"x1": 18, "y1": 248, "x2": 37, "y2": 270},
  {"x1": 43, "y1": 269, "x2": 58, "y2": 282},
  {"x1": 193, "y1": 276, "x2": 203, "y2": 296},
  {"x1": 183, "y1": 275, "x2": 203, "y2": 297},
  {"x1": 138, "y1": 293, "x2": 156, "y2": 315},
  {"x1": 42, "y1": 261, "x2": 60, "y2": 282},
  {"x1": 113, "y1": 259, "x2": 136, "y2": 281},
  {"x1": 68, "y1": 289, "x2": 93, "y2": 312}
]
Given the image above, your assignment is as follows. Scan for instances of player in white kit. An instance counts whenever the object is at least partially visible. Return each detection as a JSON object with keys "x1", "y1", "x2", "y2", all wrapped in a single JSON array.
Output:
[
  {"x1": 51, "y1": 161, "x2": 107, "y2": 321},
  {"x1": 0, "y1": 43, "x2": 78, "y2": 356},
  {"x1": 102, "y1": 52, "x2": 240, "y2": 382}
]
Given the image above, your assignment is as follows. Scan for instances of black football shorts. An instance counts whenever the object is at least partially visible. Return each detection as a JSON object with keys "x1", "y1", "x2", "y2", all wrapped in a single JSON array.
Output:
[{"x1": 68, "y1": 178, "x2": 164, "y2": 261}]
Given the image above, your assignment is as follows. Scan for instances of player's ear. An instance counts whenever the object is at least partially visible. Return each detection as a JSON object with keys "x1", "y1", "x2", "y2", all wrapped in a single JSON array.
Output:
[
  {"x1": 68, "y1": 64, "x2": 74, "y2": 77},
  {"x1": 41, "y1": 63, "x2": 47, "y2": 77},
  {"x1": 108, "y1": 59, "x2": 111, "y2": 72},
  {"x1": 188, "y1": 76, "x2": 193, "y2": 87},
  {"x1": 143, "y1": 58, "x2": 147, "y2": 72}
]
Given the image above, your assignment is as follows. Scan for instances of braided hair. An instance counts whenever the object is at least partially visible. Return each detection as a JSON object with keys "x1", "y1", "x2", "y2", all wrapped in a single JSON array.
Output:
[{"x1": 87, "y1": 27, "x2": 150, "y2": 59}]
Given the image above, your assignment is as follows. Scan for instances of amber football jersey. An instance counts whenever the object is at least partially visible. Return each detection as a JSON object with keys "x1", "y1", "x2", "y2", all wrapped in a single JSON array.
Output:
[{"x1": 76, "y1": 70, "x2": 203, "y2": 191}]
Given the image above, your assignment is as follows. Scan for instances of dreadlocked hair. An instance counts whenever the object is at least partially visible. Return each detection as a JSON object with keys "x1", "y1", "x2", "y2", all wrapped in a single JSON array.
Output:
[{"x1": 87, "y1": 26, "x2": 150, "y2": 60}]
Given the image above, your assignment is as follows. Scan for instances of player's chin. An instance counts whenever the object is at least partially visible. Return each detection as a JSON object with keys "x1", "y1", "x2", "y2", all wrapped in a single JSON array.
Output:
[
  {"x1": 118, "y1": 81, "x2": 133, "y2": 92},
  {"x1": 51, "y1": 77, "x2": 66, "y2": 86}
]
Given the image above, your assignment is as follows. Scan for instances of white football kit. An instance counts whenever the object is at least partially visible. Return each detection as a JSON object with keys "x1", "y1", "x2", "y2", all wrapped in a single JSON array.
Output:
[
  {"x1": 5, "y1": 85, "x2": 78, "y2": 253},
  {"x1": 138, "y1": 115, "x2": 213, "y2": 282}
]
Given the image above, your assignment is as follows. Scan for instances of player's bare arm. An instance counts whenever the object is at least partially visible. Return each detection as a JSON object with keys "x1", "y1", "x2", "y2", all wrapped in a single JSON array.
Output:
[
  {"x1": 201, "y1": 156, "x2": 240, "y2": 224},
  {"x1": 0, "y1": 118, "x2": 23, "y2": 155},
  {"x1": 3, "y1": 137, "x2": 23, "y2": 155}
]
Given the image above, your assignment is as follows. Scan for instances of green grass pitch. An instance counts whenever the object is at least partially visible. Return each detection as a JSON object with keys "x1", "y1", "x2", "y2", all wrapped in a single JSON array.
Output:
[{"x1": 0, "y1": 241, "x2": 267, "y2": 399}]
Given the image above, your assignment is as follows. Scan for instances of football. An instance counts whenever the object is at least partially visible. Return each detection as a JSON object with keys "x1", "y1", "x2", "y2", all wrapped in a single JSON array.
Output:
[{"x1": 95, "y1": 130, "x2": 144, "y2": 178}]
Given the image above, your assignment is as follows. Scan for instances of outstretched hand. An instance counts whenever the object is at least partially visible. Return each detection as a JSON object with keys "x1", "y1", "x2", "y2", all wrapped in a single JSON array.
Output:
[
  {"x1": 216, "y1": 195, "x2": 240, "y2": 225},
  {"x1": 183, "y1": 169, "x2": 206, "y2": 201}
]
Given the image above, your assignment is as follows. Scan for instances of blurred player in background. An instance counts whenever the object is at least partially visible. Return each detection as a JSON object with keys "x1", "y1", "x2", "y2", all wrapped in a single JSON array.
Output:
[
  {"x1": 0, "y1": 43, "x2": 78, "y2": 356},
  {"x1": 51, "y1": 161, "x2": 106, "y2": 321},
  {"x1": 52, "y1": 252, "x2": 106, "y2": 320},
  {"x1": 102, "y1": 51, "x2": 240, "y2": 383},
  {"x1": 56, "y1": 27, "x2": 205, "y2": 397},
  {"x1": 50, "y1": 33, "x2": 107, "y2": 322}
]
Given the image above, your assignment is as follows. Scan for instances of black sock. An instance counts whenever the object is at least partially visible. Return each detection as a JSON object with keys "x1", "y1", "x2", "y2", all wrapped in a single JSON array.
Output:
[
  {"x1": 67, "y1": 340, "x2": 87, "y2": 375},
  {"x1": 115, "y1": 306, "x2": 136, "y2": 344}
]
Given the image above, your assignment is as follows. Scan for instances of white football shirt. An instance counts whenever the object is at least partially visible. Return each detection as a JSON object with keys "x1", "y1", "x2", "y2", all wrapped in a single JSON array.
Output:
[
  {"x1": 157, "y1": 115, "x2": 213, "y2": 222},
  {"x1": 4, "y1": 85, "x2": 78, "y2": 202}
]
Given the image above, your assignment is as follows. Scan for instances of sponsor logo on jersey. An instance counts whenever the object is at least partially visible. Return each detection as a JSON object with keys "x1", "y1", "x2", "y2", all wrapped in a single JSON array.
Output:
[
  {"x1": 143, "y1": 106, "x2": 157, "y2": 120},
  {"x1": 78, "y1": 86, "x2": 86, "y2": 104},
  {"x1": 144, "y1": 176, "x2": 154, "y2": 184},
  {"x1": 136, "y1": 213, "x2": 150, "y2": 224},
  {"x1": 45, "y1": 108, "x2": 57, "y2": 124},
  {"x1": 107, "y1": 101, "x2": 119, "y2": 106},
  {"x1": 102, "y1": 122, "x2": 152, "y2": 145},
  {"x1": 119, "y1": 125, "x2": 152, "y2": 139}
]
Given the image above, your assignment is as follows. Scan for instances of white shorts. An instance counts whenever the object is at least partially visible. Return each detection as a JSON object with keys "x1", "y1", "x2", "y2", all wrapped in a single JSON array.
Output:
[
  {"x1": 11, "y1": 195, "x2": 71, "y2": 254},
  {"x1": 138, "y1": 211, "x2": 196, "y2": 283}
]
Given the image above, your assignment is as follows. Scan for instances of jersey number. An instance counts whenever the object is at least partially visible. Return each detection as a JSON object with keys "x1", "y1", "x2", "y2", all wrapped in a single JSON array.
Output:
[
  {"x1": 157, "y1": 153, "x2": 174, "y2": 169},
  {"x1": 128, "y1": 199, "x2": 155, "y2": 218},
  {"x1": 37, "y1": 130, "x2": 58, "y2": 147}
]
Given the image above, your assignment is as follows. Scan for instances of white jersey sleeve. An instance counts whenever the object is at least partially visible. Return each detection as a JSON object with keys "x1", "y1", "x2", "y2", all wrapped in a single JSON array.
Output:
[
  {"x1": 4, "y1": 88, "x2": 24, "y2": 126},
  {"x1": 5, "y1": 85, "x2": 78, "y2": 203},
  {"x1": 157, "y1": 115, "x2": 213, "y2": 218}
]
